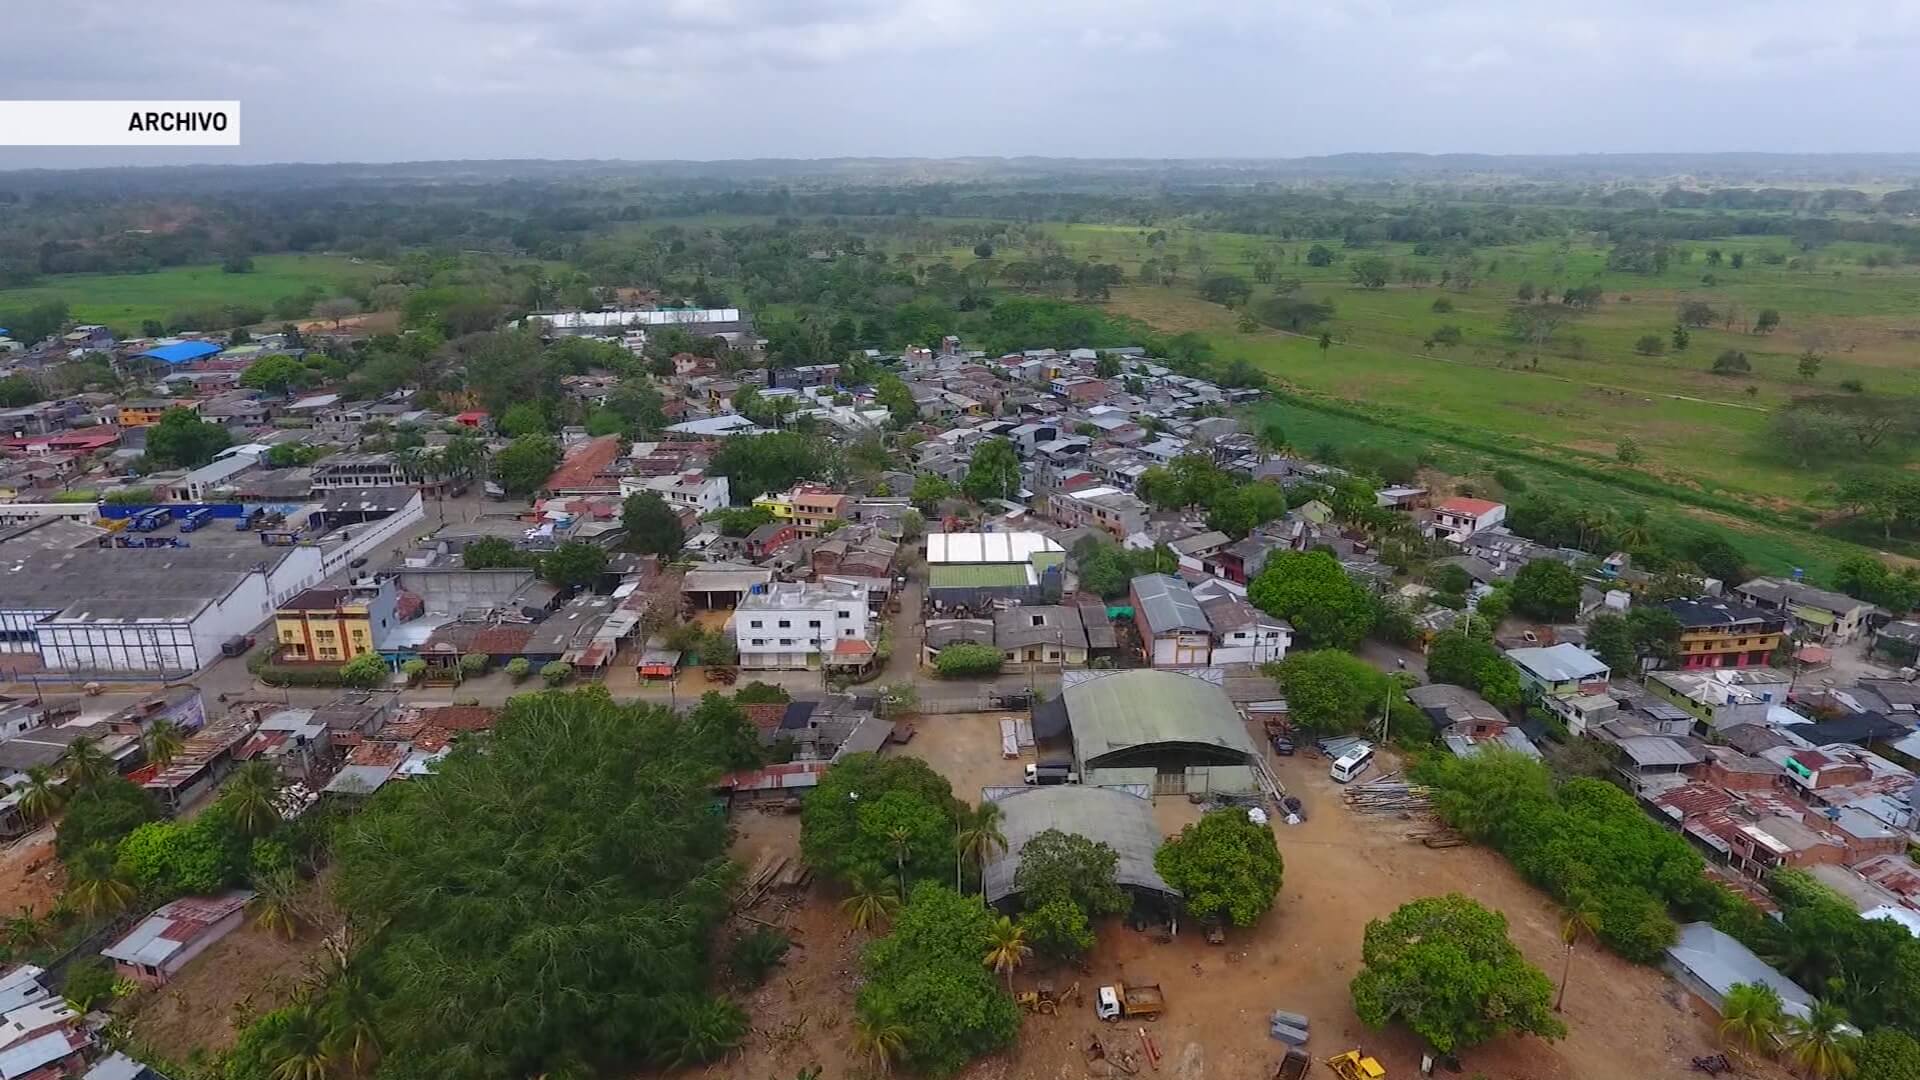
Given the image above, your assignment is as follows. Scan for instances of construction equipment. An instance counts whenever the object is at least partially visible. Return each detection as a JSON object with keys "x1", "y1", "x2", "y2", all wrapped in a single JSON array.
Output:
[
  {"x1": 1204, "y1": 919, "x2": 1226, "y2": 945},
  {"x1": 1692, "y1": 1055, "x2": 1731, "y2": 1076},
  {"x1": 1095, "y1": 982, "x2": 1164, "y2": 1021},
  {"x1": 1015, "y1": 991, "x2": 1056, "y2": 1015},
  {"x1": 1324, "y1": 1050, "x2": 1386, "y2": 1080}
]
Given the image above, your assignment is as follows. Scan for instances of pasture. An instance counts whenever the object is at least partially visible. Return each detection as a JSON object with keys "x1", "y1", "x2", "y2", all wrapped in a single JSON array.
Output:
[{"x1": 0, "y1": 254, "x2": 377, "y2": 331}]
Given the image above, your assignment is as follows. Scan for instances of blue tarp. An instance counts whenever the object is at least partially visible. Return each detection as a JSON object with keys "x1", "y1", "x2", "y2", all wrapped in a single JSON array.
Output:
[{"x1": 137, "y1": 341, "x2": 223, "y2": 364}]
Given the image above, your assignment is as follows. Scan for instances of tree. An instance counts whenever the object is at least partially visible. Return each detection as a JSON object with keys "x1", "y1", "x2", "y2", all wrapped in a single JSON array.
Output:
[
  {"x1": 1799, "y1": 351, "x2": 1825, "y2": 380},
  {"x1": 498, "y1": 402, "x2": 549, "y2": 437},
  {"x1": 223, "y1": 760, "x2": 285, "y2": 836},
  {"x1": 539, "y1": 541, "x2": 606, "y2": 590},
  {"x1": 983, "y1": 914, "x2": 1031, "y2": 991},
  {"x1": 842, "y1": 874, "x2": 903, "y2": 934},
  {"x1": 1349, "y1": 894, "x2": 1566, "y2": 1055},
  {"x1": 312, "y1": 296, "x2": 361, "y2": 328},
  {"x1": 962, "y1": 437, "x2": 1022, "y2": 502},
  {"x1": 1678, "y1": 300, "x2": 1718, "y2": 328},
  {"x1": 238, "y1": 354, "x2": 309, "y2": 395},
  {"x1": 622, "y1": 492, "x2": 685, "y2": 559},
  {"x1": 1013, "y1": 828, "x2": 1126, "y2": 916},
  {"x1": 1616, "y1": 437, "x2": 1643, "y2": 464},
  {"x1": 492, "y1": 434, "x2": 562, "y2": 497},
  {"x1": 1712, "y1": 350, "x2": 1752, "y2": 375},
  {"x1": 62, "y1": 735, "x2": 114, "y2": 789},
  {"x1": 461, "y1": 536, "x2": 535, "y2": 570},
  {"x1": 850, "y1": 1008, "x2": 909, "y2": 1076},
  {"x1": 1248, "y1": 551, "x2": 1377, "y2": 648},
  {"x1": 250, "y1": 868, "x2": 305, "y2": 940},
  {"x1": 857, "y1": 883, "x2": 1019, "y2": 1076},
  {"x1": 339, "y1": 653, "x2": 388, "y2": 689},
  {"x1": 16, "y1": 766, "x2": 62, "y2": 823},
  {"x1": 1019, "y1": 895, "x2": 1095, "y2": 962},
  {"x1": 709, "y1": 432, "x2": 830, "y2": 503},
  {"x1": 1199, "y1": 274, "x2": 1254, "y2": 307},
  {"x1": 60, "y1": 958, "x2": 116, "y2": 1012},
  {"x1": 1856, "y1": 1028, "x2": 1920, "y2": 1080},
  {"x1": 55, "y1": 779, "x2": 156, "y2": 859},
  {"x1": 1511, "y1": 559, "x2": 1582, "y2": 621},
  {"x1": 541, "y1": 660, "x2": 572, "y2": 686},
  {"x1": 1272, "y1": 650, "x2": 1392, "y2": 735},
  {"x1": 1349, "y1": 256, "x2": 1392, "y2": 289},
  {"x1": 875, "y1": 373, "x2": 918, "y2": 426},
  {"x1": 333, "y1": 691, "x2": 739, "y2": 1075},
  {"x1": 1720, "y1": 981, "x2": 1785, "y2": 1053},
  {"x1": 65, "y1": 845, "x2": 136, "y2": 918},
  {"x1": 803, "y1": 754, "x2": 958, "y2": 890},
  {"x1": 144, "y1": 407, "x2": 232, "y2": 468},
  {"x1": 1632, "y1": 334, "x2": 1666, "y2": 356},
  {"x1": 1556, "y1": 902, "x2": 1601, "y2": 1011},
  {"x1": 117, "y1": 813, "x2": 242, "y2": 896},
  {"x1": 1306, "y1": 244, "x2": 1336, "y2": 267},
  {"x1": 1205, "y1": 482, "x2": 1288, "y2": 540},
  {"x1": 1755, "y1": 308, "x2": 1782, "y2": 334},
  {"x1": 1785, "y1": 1000, "x2": 1859, "y2": 1080},
  {"x1": 1672, "y1": 324, "x2": 1691, "y2": 352},
  {"x1": 686, "y1": 692, "x2": 762, "y2": 772},
  {"x1": 1154, "y1": 809, "x2": 1285, "y2": 927},
  {"x1": 955, "y1": 802, "x2": 1007, "y2": 892},
  {"x1": 911, "y1": 474, "x2": 955, "y2": 510}
]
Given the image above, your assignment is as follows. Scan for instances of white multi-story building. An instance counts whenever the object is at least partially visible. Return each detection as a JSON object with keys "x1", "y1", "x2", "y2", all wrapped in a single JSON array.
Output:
[
  {"x1": 619, "y1": 469, "x2": 731, "y2": 515},
  {"x1": 1427, "y1": 497, "x2": 1507, "y2": 544},
  {"x1": 735, "y1": 581, "x2": 871, "y2": 670}
]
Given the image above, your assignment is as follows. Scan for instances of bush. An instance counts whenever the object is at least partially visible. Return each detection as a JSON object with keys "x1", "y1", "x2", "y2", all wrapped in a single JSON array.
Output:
[
  {"x1": 934, "y1": 643, "x2": 1004, "y2": 678},
  {"x1": 60, "y1": 959, "x2": 118, "y2": 1012},
  {"x1": 459, "y1": 653, "x2": 489, "y2": 675},
  {"x1": 505, "y1": 657, "x2": 531, "y2": 683},
  {"x1": 338, "y1": 653, "x2": 388, "y2": 689},
  {"x1": 734, "y1": 681, "x2": 791, "y2": 704},
  {"x1": 400, "y1": 659, "x2": 427, "y2": 682},
  {"x1": 56, "y1": 780, "x2": 159, "y2": 860},
  {"x1": 728, "y1": 928, "x2": 791, "y2": 986},
  {"x1": 540, "y1": 661, "x2": 573, "y2": 687}
]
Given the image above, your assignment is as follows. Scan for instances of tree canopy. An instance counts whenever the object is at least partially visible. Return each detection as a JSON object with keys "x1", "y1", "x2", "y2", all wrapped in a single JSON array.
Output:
[
  {"x1": 802, "y1": 754, "x2": 959, "y2": 890},
  {"x1": 962, "y1": 437, "x2": 1022, "y2": 503},
  {"x1": 709, "y1": 432, "x2": 831, "y2": 503},
  {"x1": 491, "y1": 434, "x2": 561, "y2": 497},
  {"x1": 1270, "y1": 649, "x2": 1395, "y2": 735},
  {"x1": 1350, "y1": 893, "x2": 1566, "y2": 1054},
  {"x1": 858, "y1": 883, "x2": 1020, "y2": 1076},
  {"x1": 1012, "y1": 828, "x2": 1127, "y2": 917},
  {"x1": 332, "y1": 690, "x2": 739, "y2": 1078},
  {"x1": 1248, "y1": 551, "x2": 1377, "y2": 648},
  {"x1": 144, "y1": 407, "x2": 232, "y2": 468},
  {"x1": 623, "y1": 492, "x2": 686, "y2": 558},
  {"x1": 1153, "y1": 809, "x2": 1284, "y2": 927},
  {"x1": 1510, "y1": 559, "x2": 1583, "y2": 621}
]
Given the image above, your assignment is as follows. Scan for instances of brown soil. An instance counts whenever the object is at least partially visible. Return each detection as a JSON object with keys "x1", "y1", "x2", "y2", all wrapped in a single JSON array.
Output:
[
  {"x1": 127, "y1": 878, "x2": 341, "y2": 1062},
  {"x1": 0, "y1": 825, "x2": 66, "y2": 916},
  {"x1": 710, "y1": 726, "x2": 1786, "y2": 1080}
]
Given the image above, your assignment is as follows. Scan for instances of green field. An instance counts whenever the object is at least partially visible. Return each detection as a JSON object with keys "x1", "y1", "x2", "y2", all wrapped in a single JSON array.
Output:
[{"x1": 0, "y1": 254, "x2": 378, "y2": 332}]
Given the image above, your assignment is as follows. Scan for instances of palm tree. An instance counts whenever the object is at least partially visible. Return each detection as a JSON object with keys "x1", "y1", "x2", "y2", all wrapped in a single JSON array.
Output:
[
  {"x1": 955, "y1": 802, "x2": 1008, "y2": 892},
  {"x1": 66, "y1": 848, "x2": 136, "y2": 919},
  {"x1": 251, "y1": 870, "x2": 304, "y2": 941},
  {"x1": 850, "y1": 1008, "x2": 908, "y2": 1076},
  {"x1": 322, "y1": 958, "x2": 382, "y2": 1077},
  {"x1": 982, "y1": 915, "x2": 1031, "y2": 992},
  {"x1": 1784, "y1": 999, "x2": 1858, "y2": 1079},
  {"x1": 1720, "y1": 981, "x2": 1786, "y2": 1054},
  {"x1": 61, "y1": 735, "x2": 113, "y2": 789},
  {"x1": 223, "y1": 760, "x2": 284, "y2": 836},
  {"x1": 4, "y1": 906, "x2": 47, "y2": 950},
  {"x1": 143, "y1": 720, "x2": 185, "y2": 772},
  {"x1": 1555, "y1": 902, "x2": 1601, "y2": 1011},
  {"x1": 268, "y1": 998, "x2": 335, "y2": 1080},
  {"x1": 886, "y1": 826, "x2": 912, "y2": 899},
  {"x1": 840, "y1": 876, "x2": 901, "y2": 934},
  {"x1": 16, "y1": 766, "x2": 63, "y2": 823}
]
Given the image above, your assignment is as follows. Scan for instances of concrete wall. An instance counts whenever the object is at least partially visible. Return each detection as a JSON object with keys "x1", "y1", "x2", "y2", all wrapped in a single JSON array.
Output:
[{"x1": 395, "y1": 568, "x2": 535, "y2": 612}]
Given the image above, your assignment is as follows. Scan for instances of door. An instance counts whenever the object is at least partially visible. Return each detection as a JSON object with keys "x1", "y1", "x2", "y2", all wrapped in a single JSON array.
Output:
[{"x1": 1153, "y1": 768, "x2": 1187, "y2": 796}]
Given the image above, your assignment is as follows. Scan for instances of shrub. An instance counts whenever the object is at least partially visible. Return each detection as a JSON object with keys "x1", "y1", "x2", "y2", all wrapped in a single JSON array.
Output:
[
  {"x1": 540, "y1": 661, "x2": 573, "y2": 686},
  {"x1": 505, "y1": 657, "x2": 531, "y2": 682},
  {"x1": 934, "y1": 643, "x2": 1004, "y2": 678},
  {"x1": 400, "y1": 659, "x2": 427, "y2": 681},
  {"x1": 459, "y1": 652, "x2": 489, "y2": 675},
  {"x1": 728, "y1": 928, "x2": 791, "y2": 986},
  {"x1": 338, "y1": 653, "x2": 388, "y2": 689}
]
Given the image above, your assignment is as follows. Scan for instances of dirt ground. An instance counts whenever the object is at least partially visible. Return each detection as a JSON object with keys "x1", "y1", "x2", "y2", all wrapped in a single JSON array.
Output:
[
  {"x1": 716, "y1": 718, "x2": 1790, "y2": 1080},
  {"x1": 127, "y1": 878, "x2": 341, "y2": 1062},
  {"x1": 0, "y1": 824, "x2": 66, "y2": 917}
]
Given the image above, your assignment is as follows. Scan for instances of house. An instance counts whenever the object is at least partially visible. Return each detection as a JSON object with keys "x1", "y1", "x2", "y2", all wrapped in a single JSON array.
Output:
[
  {"x1": 1645, "y1": 668, "x2": 1794, "y2": 730},
  {"x1": 925, "y1": 531, "x2": 1066, "y2": 609},
  {"x1": 1427, "y1": 497, "x2": 1506, "y2": 543},
  {"x1": 1734, "y1": 577, "x2": 1875, "y2": 645},
  {"x1": 1130, "y1": 574, "x2": 1211, "y2": 667},
  {"x1": 1198, "y1": 593, "x2": 1290, "y2": 665},
  {"x1": 742, "y1": 521, "x2": 801, "y2": 560},
  {"x1": 734, "y1": 580, "x2": 871, "y2": 670},
  {"x1": 1661, "y1": 597, "x2": 1789, "y2": 670},
  {"x1": 995, "y1": 605, "x2": 1089, "y2": 666},
  {"x1": 619, "y1": 469, "x2": 730, "y2": 515},
  {"x1": 310, "y1": 453, "x2": 423, "y2": 492},
  {"x1": 542, "y1": 434, "x2": 624, "y2": 498},
  {"x1": 1665, "y1": 922, "x2": 1817, "y2": 1024},
  {"x1": 1505, "y1": 643, "x2": 1610, "y2": 698},
  {"x1": 1049, "y1": 486, "x2": 1149, "y2": 539},
  {"x1": 274, "y1": 581, "x2": 398, "y2": 663},
  {"x1": 1375, "y1": 485, "x2": 1427, "y2": 510},
  {"x1": 752, "y1": 483, "x2": 848, "y2": 537},
  {"x1": 1405, "y1": 683, "x2": 1539, "y2": 756},
  {"x1": 113, "y1": 401, "x2": 180, "y2": 428},
  {"x1": 102, "y1": 891, "x2": 255, "y2": 986},
  {"x1": 1204, "y1": 531, "x2": 1287, "y2": 585},
  {"x1": 1873, "y1": 620, "x2": 1920, "y2": 665}
]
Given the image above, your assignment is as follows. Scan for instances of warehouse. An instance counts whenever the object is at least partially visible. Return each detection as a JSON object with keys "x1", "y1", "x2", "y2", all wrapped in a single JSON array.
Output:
[
  {"x1": 925, "y1": 531, "x2": 1065, "y2": 610},
  {"x1": 1062, "y1": 668, "x2": 1262, "y2": 795},
  {"x1": 979, "y1": 785, "x2": 1178, "y2": 912}
]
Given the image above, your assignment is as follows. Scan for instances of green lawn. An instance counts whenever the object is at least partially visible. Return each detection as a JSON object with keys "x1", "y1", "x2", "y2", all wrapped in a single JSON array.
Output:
[{"x1": 0, "y1": 254, "x2": 378, "y2": 333}]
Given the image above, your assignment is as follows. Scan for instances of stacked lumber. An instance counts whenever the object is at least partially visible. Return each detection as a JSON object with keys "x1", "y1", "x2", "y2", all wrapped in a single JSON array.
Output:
[{"x1": 1341, "y1": 780, "x2": 1432, "y2": 815}]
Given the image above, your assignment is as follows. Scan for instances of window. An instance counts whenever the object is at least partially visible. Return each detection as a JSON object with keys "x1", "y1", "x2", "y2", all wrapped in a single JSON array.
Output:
[
  {"x1": 808, "y1": 620, "x2": 821, "y2": 629},
  {"x1": 843, "y1": 628, "x2": 856, "y2": 636},
  {"x1": 780, "y1": 638, "x2": 795, "y2": 646},
  {"x1": 838, "y1": 610, "x2": 852, "y2": 619},
  {"x1": 751, "y1": 638, "x2": 766, "y2": 646},
  {"x1": 749, "y1": 620, "x2": 762, "y2": 629},
  {"x1": 1030, "y1": 615, "x2": 1045, "y2": 627},
  {"x1": 778, "y1": 620, "x2": 791, "y2": 629}
]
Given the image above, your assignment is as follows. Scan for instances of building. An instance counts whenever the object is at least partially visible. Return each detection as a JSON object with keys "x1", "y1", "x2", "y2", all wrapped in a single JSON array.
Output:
[
  {"x1": 1427, "y1": 497, "x2": 1506, "y2": 543},
  {"x1": 113, "y1": 401, "x2": 184, "y2": 428},
  {"x1": 1049, "y1": 486, "x2": 1150, "y2": 539},
  {"x1": 273, "y1": 581, "x2": 399, "y2": 663},
  {"x1": 1733, "y1": 577, "x2": 1875, "y2": 645},
  {"x1": 734, "y1": 580, "x2": 871, "y2": 670},
  {"x1": 1662, "y1": 597, "x2": 1789, "y2": 670},
  {"x1": 1130, "y1": 574, "x2": 1211, "y2": 667},
  {"x1": 522, "y1": 308, "x2": 751, "y2": 338},
  {"x1": 1198, "y1": 592, "x2": 1291, "y2": 665},
  {"x1": 753, "y1": 483, "x2": 848, "y2": 538},
  {"x1": 979, "y1": 786, "x2": 1178, "y2": 912},
  {"x1": 310, "y1": 453, "x2": 423, "y2": 492},
  {"x1": 102, "y1": 891, "x2": 255, "y2": 986},
  {"x1": 619, "y1": 469, "x2": 730, "y2": 515},
  {"x1": 1665, "y1": 922, "x2": 1819, "y2": 1024},
  {"x1": 994, "y1": 605, "x2": 1089, "y2": 666},
  {"x1": 1646, "y1": 668, "x2": 1794, "y2": 730},
  {"x1": 1060, "y1": 669, "x2": 1263, "y2": 795},
  {"x1": 542, "y1": 434, "x2": 624, "y2": 498},
  {"x1": 925, "y1": 531, "x2": 1066, "y2": 609},
  {"x1": 1506, "y1": 643, "x2": 1611, "y2": 698}
]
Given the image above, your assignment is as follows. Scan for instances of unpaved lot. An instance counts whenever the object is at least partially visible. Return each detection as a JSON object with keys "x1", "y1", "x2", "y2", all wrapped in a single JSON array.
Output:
[{"x1": 717, "y1": 717, "x2": 1787, "y2": 1080}]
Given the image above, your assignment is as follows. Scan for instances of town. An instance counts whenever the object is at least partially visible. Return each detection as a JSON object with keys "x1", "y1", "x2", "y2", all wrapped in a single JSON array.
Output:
[{"x1": 0, "y1": 287, "x2": 1911, "y2": 1080}]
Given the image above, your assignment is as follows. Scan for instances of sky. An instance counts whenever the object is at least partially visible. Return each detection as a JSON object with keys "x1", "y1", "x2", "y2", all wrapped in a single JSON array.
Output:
[{"x1": 4, "y1": 0, "x2": 1920, "y2": 167}]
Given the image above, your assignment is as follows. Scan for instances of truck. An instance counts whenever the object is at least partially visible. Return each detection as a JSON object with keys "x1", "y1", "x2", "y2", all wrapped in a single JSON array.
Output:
[
  {"x1": 129, "y1": 507, "x2": 170, "y2": 532},
  {"x1": 220, "y1": 634, "x2": 255, "y2": 658},
  {"x1": 1271, "y1": 1047, "x2": 1311, "y2": 1080},
  {"x1": 178, "y1": 508, "x2": 214, "y2": 532},
  {"x1": 1095, "y1": 982, "x2": 1164, "y2": 1021}
]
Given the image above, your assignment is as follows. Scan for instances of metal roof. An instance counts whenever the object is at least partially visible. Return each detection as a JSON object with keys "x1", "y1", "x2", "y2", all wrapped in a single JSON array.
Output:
[
  {"x1": 1505, "y1": 643, "x2": 1609, "y2": 683},
  {"x1": 930, "y1": 563, "x2": 1032, "y2": 590},
  {"x1": 136, "y1": 341, "x2": 222, "y2": 364},
  {"x1": 1131, "y1": 573, "x2": 1208, "y2": 633},
  {"x1": 927, "y1": 531, "x2": 1064, "y2": 565},
  {"x1": 1064, "y1": 669, "x2": 1257, "y2": 763},
  {"x1": 1666, "y1": 922, "x2": 1814, "y2": 1020},
  {"x1": 0, "y1": 1030, "x2": 82, "y2": 1080},
  {"x1": 980, "y1": 786, "x2": 1177, "y2": 905},
  {"x1": 102, "y1": 892, "x2": 253, "y2": 968}
]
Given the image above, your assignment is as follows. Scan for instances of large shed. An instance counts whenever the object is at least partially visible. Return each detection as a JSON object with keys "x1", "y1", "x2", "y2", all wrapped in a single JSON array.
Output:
[
  {"x1": 1063, "y1": 669, "x2": 1261, "y2": 795},
  {"x1": 980, "y1": 785, "x2": 1178, "y2": 910}
]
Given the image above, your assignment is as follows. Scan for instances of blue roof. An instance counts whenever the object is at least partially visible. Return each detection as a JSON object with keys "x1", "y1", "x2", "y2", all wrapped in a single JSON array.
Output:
[{"x1": 138, "y1": 341, "x2": 223, "y2": 364}]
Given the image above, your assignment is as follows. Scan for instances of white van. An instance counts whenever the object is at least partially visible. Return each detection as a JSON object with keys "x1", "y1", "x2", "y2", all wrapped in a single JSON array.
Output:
[{"x1": 1329, "y1": 743, "x2": 1375, "y2": 784}]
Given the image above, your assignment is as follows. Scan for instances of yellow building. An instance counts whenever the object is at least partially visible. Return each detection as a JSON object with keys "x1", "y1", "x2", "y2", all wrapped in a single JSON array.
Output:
[
  {"x1": 1663, "y1": 598, "x2": 1789, "y2": 671},
  {"x1": 752, "y1": 491, "x2": 797, "y2": 521},
  {"x1": 275, "y1": 586, "x2": 387, "y2": 662},
  {"x1": 753, "y1": 484, "x2": 848, "y2": 536},
  {"x1": 116, "y1": 400, "x2": 188, "y2": 428}
]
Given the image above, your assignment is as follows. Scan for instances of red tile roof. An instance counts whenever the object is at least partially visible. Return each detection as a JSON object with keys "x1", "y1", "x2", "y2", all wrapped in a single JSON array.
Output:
[
  {"x1": 421, "y1": 705, "x2": 497, "y2": 732},
  {"x1": 280, "y1": 588, "x2": 351, "y2": 611},
  {"x1": 743, "y1": 703, "x2": 787, "y2": 734},
  {"x1": 833, "y1": 638, "x2": 875, "y2": 656},
  {"x1": 543, "y1": 434, "x2": 623, "y2": 494},
  {"x1": 1435, "y1": 497, "x2": 1503, "y2": 516}
]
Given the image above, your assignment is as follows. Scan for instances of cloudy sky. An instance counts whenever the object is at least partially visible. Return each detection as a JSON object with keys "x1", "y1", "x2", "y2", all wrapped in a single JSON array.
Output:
[{"x1": 4, "y1": 0, "x2": 1919, "y2": 166}]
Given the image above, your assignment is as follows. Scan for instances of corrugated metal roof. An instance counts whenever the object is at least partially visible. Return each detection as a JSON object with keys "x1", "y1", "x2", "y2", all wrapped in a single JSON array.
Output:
[
  {"x1": 980, "y1": 786, "x2": 1177, "y2": 905},
  {"x1": 927, "y1": 532, "x2": 1063, "y2": 564},
  {"x1": 136, "y1": 341, "x2": 222, "y2": 364},
  {"x1": 1666, "y1": 922, "x2": 1814, "y2": 1020},
  {"x1": 1131, "y1": 573, "x2": 1208, "y2": 633},
  {"x1": 1065, "y1": 669, "x2": 1257, "y2": 764},
  {"x1": 929, "y1": 563, "x2": 1031, "y2": 589}
]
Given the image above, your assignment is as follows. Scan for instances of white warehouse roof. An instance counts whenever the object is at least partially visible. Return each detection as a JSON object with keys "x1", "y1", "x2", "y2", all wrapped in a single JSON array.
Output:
[{"x1": 927, "y1": 531, "x2": 1064, "y2": 565}]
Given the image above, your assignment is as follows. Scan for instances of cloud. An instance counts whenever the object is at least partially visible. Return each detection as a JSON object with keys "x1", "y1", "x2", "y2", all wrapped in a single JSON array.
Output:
[{"x1": 0, "y1": 0, "x2": 1916, "y2": 165}]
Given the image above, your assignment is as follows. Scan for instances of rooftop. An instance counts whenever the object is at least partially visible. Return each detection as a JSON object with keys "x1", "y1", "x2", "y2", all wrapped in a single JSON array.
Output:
[
  {"x1": 980, "y1": 786, "x2": 1177, "y2": 906},
  {"x1": 1131, "y1": 573, "x2": 1208, "y2": 634},
  {"x1": 927, "y1": 531, "x2": 1065, "y2": 565},
  {"x1": 102, "y1": 890, "x2": 253, "y2": 968},
  {"x1": 1506, "y1": 643, "x2": 1609, "y2": 683},
  {"x1": 1064, "y1": 669, "x2": 1258, "y2": 763}
]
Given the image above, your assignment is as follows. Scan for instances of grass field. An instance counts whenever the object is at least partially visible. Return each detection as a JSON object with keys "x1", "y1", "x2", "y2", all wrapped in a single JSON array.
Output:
[{"x1": 0, "y1": 254, "x2": 377, "y2": 332}]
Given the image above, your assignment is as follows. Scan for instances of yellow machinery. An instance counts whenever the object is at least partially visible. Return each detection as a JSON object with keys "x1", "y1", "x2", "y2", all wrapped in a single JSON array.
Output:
[{"x1": 1324, "y1": 1050, "x2": 1386, "y2": 1080}]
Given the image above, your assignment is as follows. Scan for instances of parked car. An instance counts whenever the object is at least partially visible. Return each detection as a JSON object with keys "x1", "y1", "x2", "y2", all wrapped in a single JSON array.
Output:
[
  {"x1": 350, "y1": 556, "x2": 369, "y2": 569},
  {"x1": 1271, "y1": 733, "x2": 1295, "y2": 756},
  {"x1": 220, "y1": 634, "x2": 255, "y2": 658}
]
